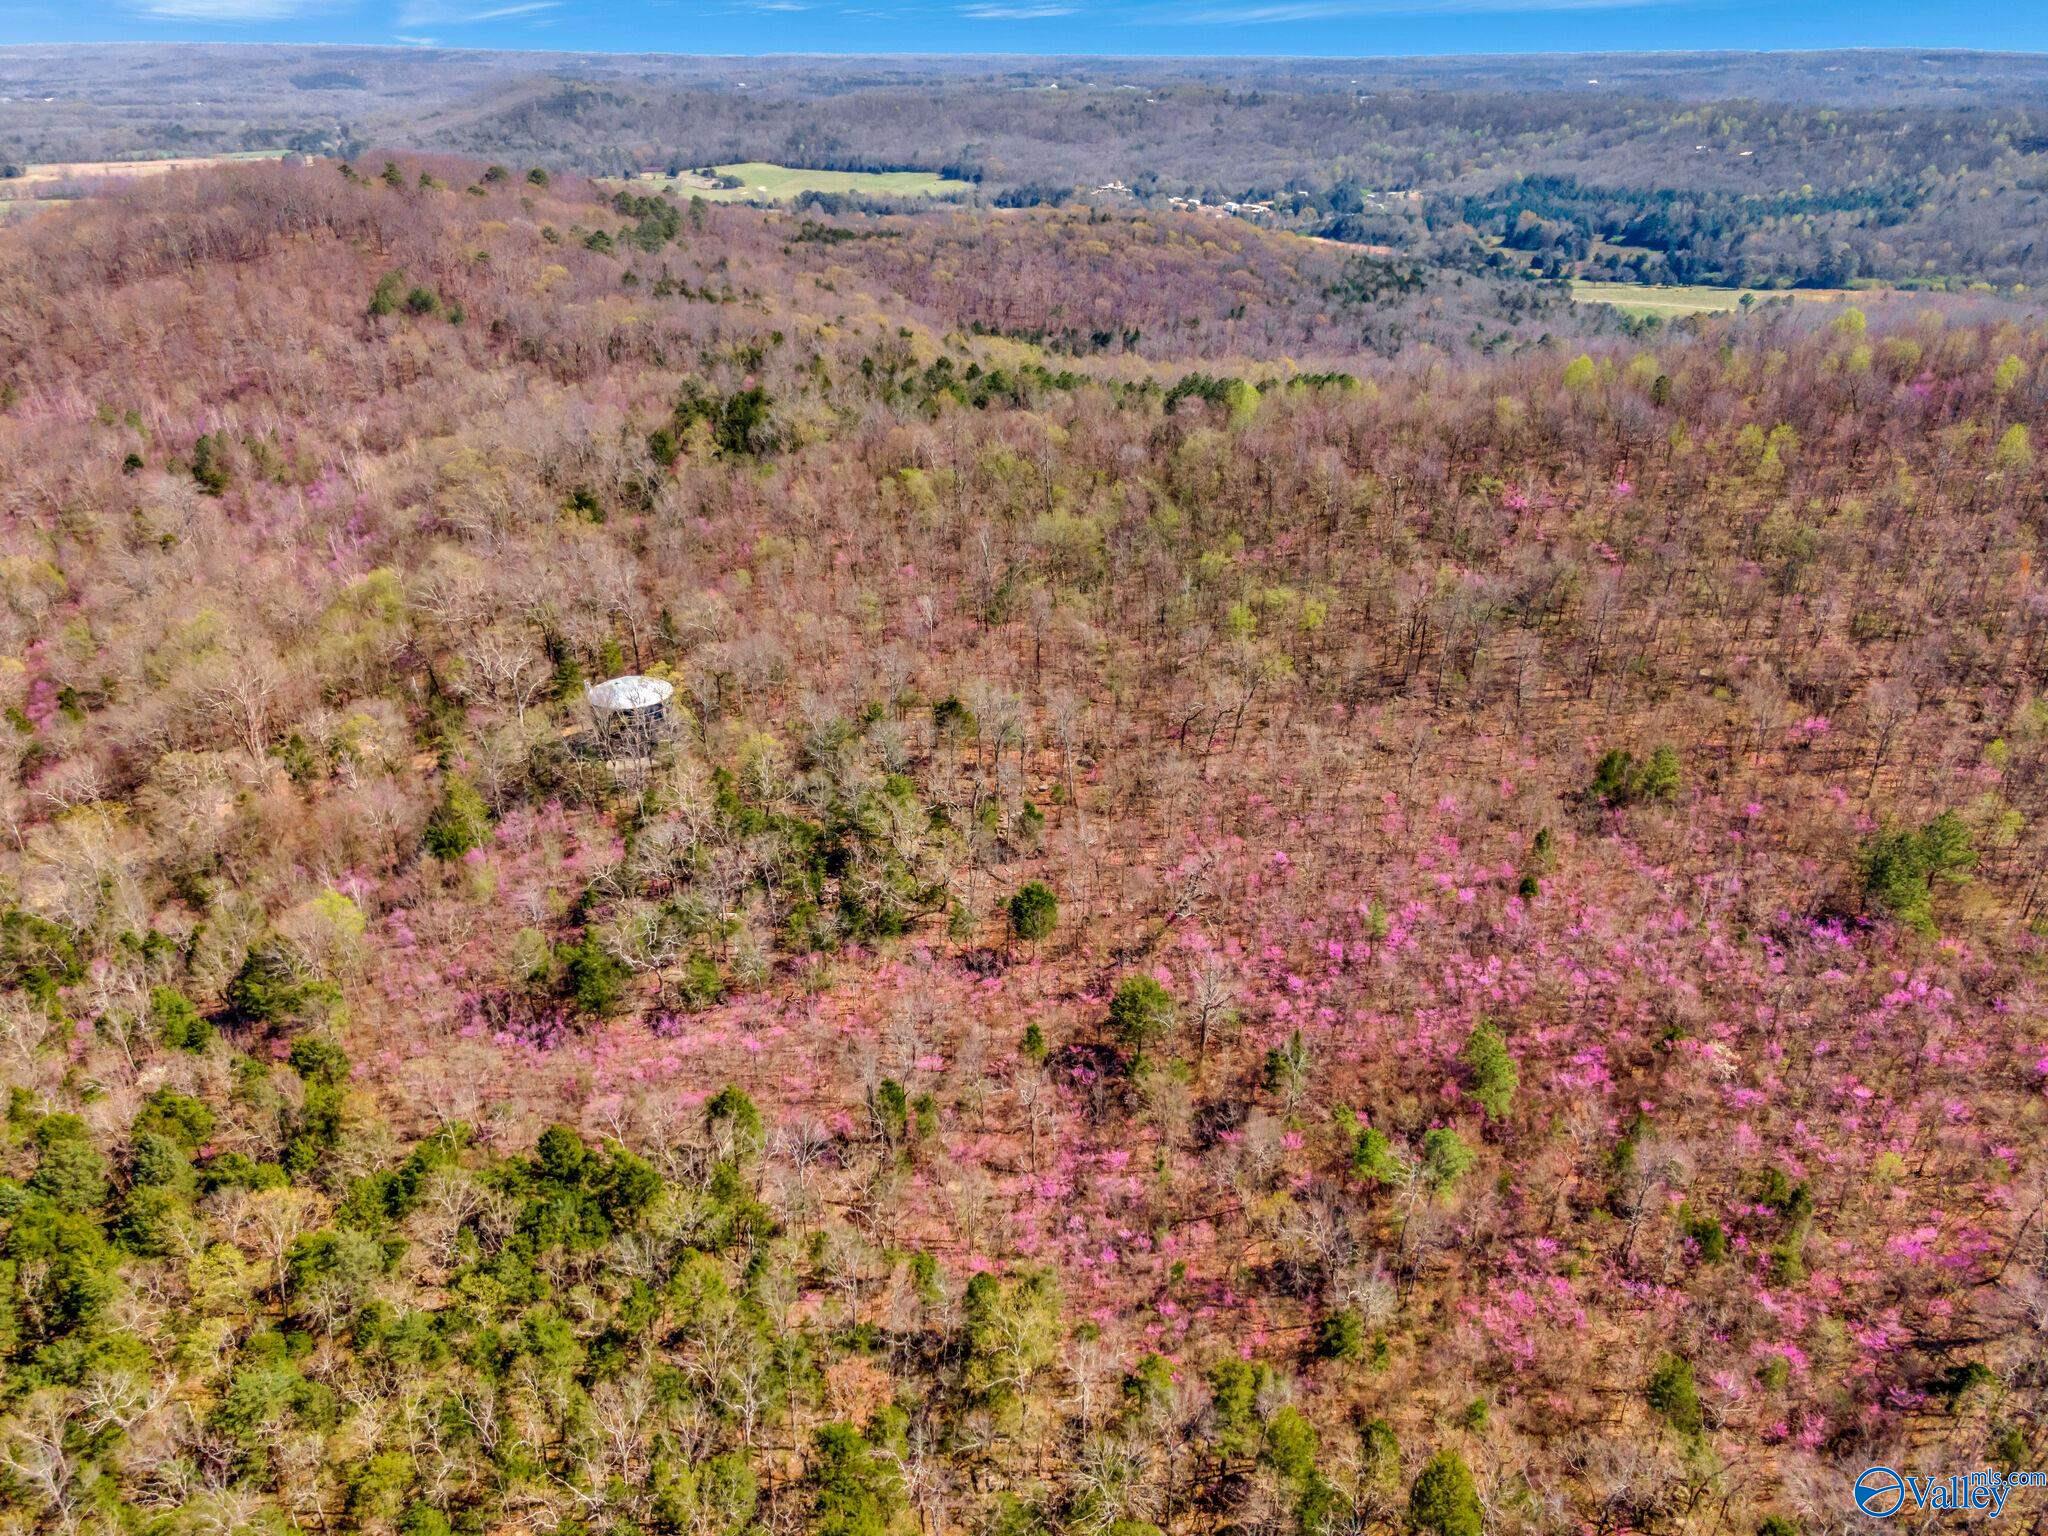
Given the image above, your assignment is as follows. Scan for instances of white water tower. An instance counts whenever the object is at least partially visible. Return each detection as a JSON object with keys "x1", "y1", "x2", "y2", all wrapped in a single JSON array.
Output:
[{"x1": 585, "y1": 674, "x2": 675, "y2": 758}]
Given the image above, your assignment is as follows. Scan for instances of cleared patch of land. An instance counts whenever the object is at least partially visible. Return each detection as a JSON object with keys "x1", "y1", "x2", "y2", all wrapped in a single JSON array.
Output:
[
  {"x1": 6, "y1": 150, "x2": 292, "y2": 185},
  {"x1": 621, "y1": 161, "x2": 970, "y2": 203},
  {"x1": 1571, "y1": 279, "x2": 1873, "y2": 316}
]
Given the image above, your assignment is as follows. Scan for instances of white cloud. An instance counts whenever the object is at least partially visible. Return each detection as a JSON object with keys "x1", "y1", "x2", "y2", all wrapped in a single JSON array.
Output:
[
  {"x1": 1173, "y1": 0, "x2": 1680, "y2": 18},
  {"x1": 124, "y1": 0, "x2": 332, "y2": 18},
  {"x1": 395, "y1": 0, "x2": 561, "y2": 24},
  {"x1": 961, "y1": 2, "x2": 1077, "y2": 14}
]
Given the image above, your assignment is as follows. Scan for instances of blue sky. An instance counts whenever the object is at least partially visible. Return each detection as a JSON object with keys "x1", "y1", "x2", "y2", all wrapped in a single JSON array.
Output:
[{"x1": 4, "y1": 0, "x2": 2046, "y2": 57}]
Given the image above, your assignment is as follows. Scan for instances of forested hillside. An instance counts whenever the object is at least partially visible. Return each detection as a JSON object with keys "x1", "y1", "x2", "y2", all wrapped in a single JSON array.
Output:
[
  {"x1": 8, "y1": 47, "x2": 2048, "y2": 288},
  {"x1": 0, "y1": 158, "x2": 2046, "y2": 1536}
]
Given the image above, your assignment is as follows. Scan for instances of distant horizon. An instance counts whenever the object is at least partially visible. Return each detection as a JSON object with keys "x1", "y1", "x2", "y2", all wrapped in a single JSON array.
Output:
[
  {"x1": 3, "y1": 1, "x2": 2046, "y2": 64},
  {"x1": 6, "y1": 39, "x2": 2048, "y2": 59}
]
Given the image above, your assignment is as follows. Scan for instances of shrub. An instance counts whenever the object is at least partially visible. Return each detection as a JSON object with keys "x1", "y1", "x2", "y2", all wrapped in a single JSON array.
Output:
[
  {"x1": 1589, "y1": 749, "x2": 1632, "y2": 802},
  {"x1": 135, "y1": 1087, "x2": 214, "y2": 1149},
  {"x1": 1008, "y1": 880, "x2": 1058, "y2": 942},
  {"x1": 1460, "y1": 1023, "x2": 1518, "y2": 1120},
  {"x1": 1589, "y1": 744, "x2": 1681, "y2": 807},
  {"x1": 190, "y1": 433, "x2": 232, "y2": 496},
  {"x1": 1766, "y1": 1178, "x2": 1816, "y2": 1284},
  {"x1": 199, "y1": 1152, "x2": 289, "y2": 1194},
  {"x1": 347, "y1": 1452, "x2": 415, "y2": 1527},
  {"x1": 672, "y1": 381, "x2": 780, "y2": 458},
  {"x1": 1296, "y1": 1478, "x2": 1351, "y2": 1536},
  {"x1": 1408, "y1": 1448, "x2": 1482, "y2": 1536},
  {"x1": 150, "y1": 985, "x2": 213, "y2": 1051},
  {"x1": 677, "y1": 952, "x2": 724, "y2": 1010},
  {"x1": 1520, "y1": 825, "x2": 1556, "y2": 896},
  {"x1": 285, "y1": 1226, "x2": 388, "y2": 1326},
  {"x1": 1262, "y1": 1404, "x2": 1319, "y2": 1482},
  {"x1": 1633, "y1": 744, "x2": 1682, "y2": 800},
  {"x1": 932, "y1": 695, "x2": 977, "y2": 739},
  {"x1": 1207, "y1": 1357, "x2": 1271, "y2": 1459},
  {"x1": 1351, "y1": 1121, "x2": 1406, "y2": 1185},
  {"x1": 1861, "y1": 810, "x2": 1976, "y2": 935},
  {"x1": 1680, "y1": 1205, "x2": 1728, "y2": 1262},
  {"x1": 1935, "y1": 1359, "x2": 1996, "y2": 1408},
  {"x1": 1992, "y1": 1423, "x2": 2030, "y2": 1472},
  {"x1": 277, "y1": 1037, "x2": 353, "y2": 1177},
  {"x1": 367, "y1": 269, "x2": 406, "y2": 317},
  {"x1": 1108, "y1": 975, "x2": 1176, "y2": 1065},
  {"x1": 1016, "y1": 801, "x2": 1046, "y2": 848},
  {"x1": 1996, "y1": 423, "x2": 2033, "y2": 472},
  {"x1": 706, "y1": 1085, "x2": 765, "y2": 1163},
  {"x1": 3, "y1": 906, "x2": 83, "y2": 1004},
  {"x1": 1315, "y1": 1307, "x2": 1366, "y2": 1360},
  {"x1": 30, "y1": 1125, "x2": 108, "y2": 1212},
  {"x1": 1647, "y1": 1353, "x2": 1704, "y2": 1435},
  {"x1": 228, "y1": 942, "x2": 344, "y2": 1030},
  {"x1": 1264, "y1": 1029, "x2": 1313, "y2": 1103},
  {"x1": 962, "y1": 1268, "x2": 1062, "y2": 1407},
  {"x1": 288, "y1": 1036, "x2": 352, "y2": 1087},
  {"x1": 127, "y1": 1131, "x2": 191, "y2": 1190},
  {"x1": 1419, "y1": 1128, "x2": 1476, "y2": 1190},
  {"x1": 1122, "y1": 1352, "x2": 1175, "y2": 1412},
  {"x1": 562, "y1": 938, "x2": 629, "y2": 1016},
  {"x1": 1360, "y1": 1418, "x2": 1401, "y2": 1485},
  {"x1": 1362, "y1": 897, "x2": 1390, "y2": 941},
  {"x1": 424, "y1": 774, "x2": 492, "y2": 859},
  {"x1": 872, "y1": 1078, "x2": 909, "y2": 1144}
]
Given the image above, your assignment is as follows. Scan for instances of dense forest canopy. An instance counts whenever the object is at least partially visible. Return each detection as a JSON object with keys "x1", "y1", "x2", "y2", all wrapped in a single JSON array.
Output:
[{"x1": 0, "y1": 68, "x2": 2045, "y2": 1536}]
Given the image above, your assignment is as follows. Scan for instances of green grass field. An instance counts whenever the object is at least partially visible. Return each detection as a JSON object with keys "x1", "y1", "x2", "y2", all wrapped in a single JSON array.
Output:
[
  {"x1": 1571, "y1": 280, "x2": 1869, "y2": 318},
  {"x1": 624, "y1": 162, "x2": 971, "y2": 203}
]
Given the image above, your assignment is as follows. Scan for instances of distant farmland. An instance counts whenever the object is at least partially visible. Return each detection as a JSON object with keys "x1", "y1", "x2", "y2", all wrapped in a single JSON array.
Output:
[
  {"x1": 1, "y1": 151, "x2": 295, "y2": 221},
  {"x1": 1571, "y1": 279, "x2": 1875, "y2": 317},
  {"x1": 621, "y1": 161, "x2": 971, "y2": 203},
  {"x1": 5, "y1": 149, "x2": 293, "y2": 185}
]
